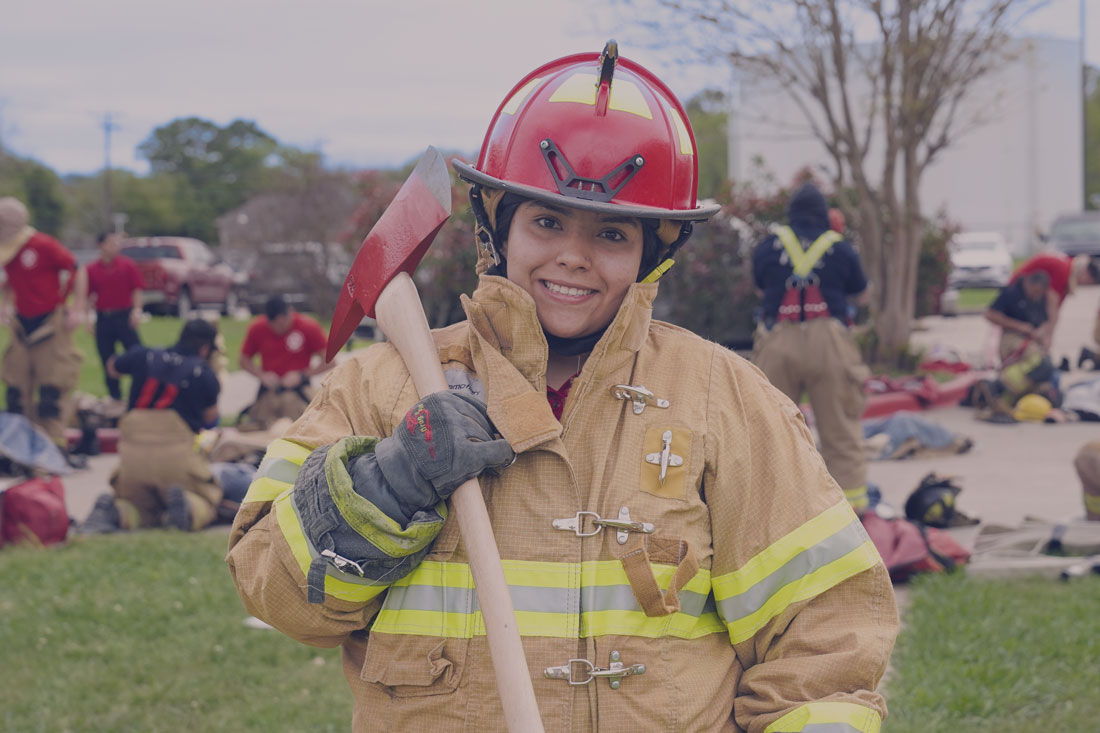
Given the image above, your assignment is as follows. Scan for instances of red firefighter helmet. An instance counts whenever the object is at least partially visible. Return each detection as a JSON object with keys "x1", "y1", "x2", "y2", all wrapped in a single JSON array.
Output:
[{"x1": 454, "y1": 41, "x2": 719, "y2": 274}]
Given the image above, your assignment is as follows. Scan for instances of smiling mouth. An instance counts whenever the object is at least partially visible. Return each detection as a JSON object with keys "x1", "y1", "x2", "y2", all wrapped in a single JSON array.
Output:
[{"x1": 542, "y1": 280, "x2": 596, "y2": 297}]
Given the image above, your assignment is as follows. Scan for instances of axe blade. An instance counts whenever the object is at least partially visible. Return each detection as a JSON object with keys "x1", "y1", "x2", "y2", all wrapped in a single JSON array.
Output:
[{"x1": 327, "y1": 146, "x2": 452, "y2": 361}]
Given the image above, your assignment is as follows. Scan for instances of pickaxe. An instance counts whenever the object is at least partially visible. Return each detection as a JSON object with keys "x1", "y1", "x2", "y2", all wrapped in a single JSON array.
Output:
[{"x1": 327, "y1": 147, "x2": 544, "y2": 732}]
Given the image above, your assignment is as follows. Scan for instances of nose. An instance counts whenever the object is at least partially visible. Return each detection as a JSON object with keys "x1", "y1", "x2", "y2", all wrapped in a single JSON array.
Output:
[{"x1": 555, "y1": 231, "x2": 591, "y2": 271}]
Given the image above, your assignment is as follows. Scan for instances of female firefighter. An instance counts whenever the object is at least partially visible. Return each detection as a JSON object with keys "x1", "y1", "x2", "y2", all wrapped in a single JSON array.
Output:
[{"x1": 227, "y1": 43, "x2": 897, "y2": 732}]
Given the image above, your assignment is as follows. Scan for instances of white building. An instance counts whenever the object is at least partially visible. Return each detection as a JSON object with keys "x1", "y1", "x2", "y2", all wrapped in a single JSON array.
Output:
[{"x1": 729, "y1": 36, "x2": 1083, "y2": 255}]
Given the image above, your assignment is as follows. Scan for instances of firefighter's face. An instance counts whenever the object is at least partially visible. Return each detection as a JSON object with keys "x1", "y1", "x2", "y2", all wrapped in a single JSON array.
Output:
[{"x1": 503, "y1": 202, "x2": 644, "y2": 340}]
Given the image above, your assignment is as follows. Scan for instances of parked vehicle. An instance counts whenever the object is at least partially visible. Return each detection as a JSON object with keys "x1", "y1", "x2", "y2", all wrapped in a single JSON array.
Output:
[
  {"x1": 233, "y1": 242, "x2": 349, "y2": 315},
  {"x1": 1047, "y1": 212, "x2": 1100, "y2": 258},
  {"x1": 947, "y1": 231, "x2": 1013, "y2": 289},
  {"x1": 120, "y1": 237, "x2": 237, "y2": 317}
]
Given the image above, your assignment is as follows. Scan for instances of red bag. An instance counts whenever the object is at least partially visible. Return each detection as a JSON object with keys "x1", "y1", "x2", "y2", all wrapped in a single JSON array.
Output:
[
  {"x1": 1, "y1": 476, "x2": 69, "y2": 547},
  {"x1": 860, "y1": 510, "x2": 970, "y2": 582}
]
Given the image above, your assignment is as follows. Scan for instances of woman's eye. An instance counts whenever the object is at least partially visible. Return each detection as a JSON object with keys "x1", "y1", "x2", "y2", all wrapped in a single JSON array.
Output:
[
  {"x1": 600, "y1": 229, "x2": 626, "y2": 243},
  {"x1": 534, "y1": 216, "x2": 560, "y2": 230}
]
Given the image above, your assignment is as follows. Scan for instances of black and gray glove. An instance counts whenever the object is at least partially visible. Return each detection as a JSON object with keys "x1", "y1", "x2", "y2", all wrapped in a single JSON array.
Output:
[
  {"x1": 341, "y1": 391, "x2": 513, "y2": 528},
  {"x1": 293, "y1": 392, "x2": 514, "y2": 603}
]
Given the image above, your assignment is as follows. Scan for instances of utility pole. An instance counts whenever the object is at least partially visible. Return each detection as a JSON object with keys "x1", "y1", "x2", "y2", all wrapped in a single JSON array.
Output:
[{"x1": 100, "y1": 112, "x2": 119, "y2": 225}]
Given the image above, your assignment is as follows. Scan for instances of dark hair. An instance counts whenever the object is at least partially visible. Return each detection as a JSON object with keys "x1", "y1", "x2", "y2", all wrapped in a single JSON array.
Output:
[
  {"x1": 96, "y1": 231, "x2": 115, "y2": 245},
  {"x1": 491, "y1": 194, "x2": 662, "y2": 281},
  {"x1": 265, "y1": 295, "x2": 290, "y2": 321},
  {"x1": 177, "y1": 318, "x2": 218, "y2": 354},
  {"x1": 1088, "y1": 260, "x2": 1100, "y2": 283},
  {"x1": 1023, "y1": 270, "x2": 1049, "y2": 288}
]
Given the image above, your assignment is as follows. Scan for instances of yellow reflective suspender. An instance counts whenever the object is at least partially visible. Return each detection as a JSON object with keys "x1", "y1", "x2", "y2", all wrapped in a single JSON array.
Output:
[{"x1": 775, "y1": 226, "x2": 842, "y2": 279}]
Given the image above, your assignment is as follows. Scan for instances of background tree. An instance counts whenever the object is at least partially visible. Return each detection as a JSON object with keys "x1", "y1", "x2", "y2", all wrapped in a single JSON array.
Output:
[
  {"x1": 640, "y1": 0, "x2": 1042, "y2": 363},
  {"x1": 0, "y1": 151, "x2": 66, "y2": 236},
  {"x1": 685, "y1": 89, "x2": 730, "y2": 201},
  {"x1": 138, "y1": 117, "x2": 284, "y2": 242},
  {"x1": 1087, "y1": 65, "x2": 1100, "y2": 209}
]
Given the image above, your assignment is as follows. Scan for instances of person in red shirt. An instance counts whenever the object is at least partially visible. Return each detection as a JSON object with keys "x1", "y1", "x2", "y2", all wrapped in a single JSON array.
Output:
[
  {"x1": 0, "y1": 196, "x2": 87, "y2": 449},
  {"x1": 237, "y1": 294, "x2": 332, "y2": 429},
  {"x1": 86, "y1": 231, "x2": 145, "y2": 401},
  {"x1": 1010, "y1": 252, "x2": 1099, "y2": 352}
]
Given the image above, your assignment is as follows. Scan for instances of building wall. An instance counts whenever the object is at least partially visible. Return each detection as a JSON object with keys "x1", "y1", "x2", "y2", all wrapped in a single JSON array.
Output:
[{"x1": 730, "y1": 36, "x2": 1083, "y2": 255}]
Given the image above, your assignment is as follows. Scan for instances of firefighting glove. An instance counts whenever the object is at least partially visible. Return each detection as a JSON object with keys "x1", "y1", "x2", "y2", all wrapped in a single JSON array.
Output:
[{"x1": 351, "y1": 392, "x2": 514, "y2": 525}]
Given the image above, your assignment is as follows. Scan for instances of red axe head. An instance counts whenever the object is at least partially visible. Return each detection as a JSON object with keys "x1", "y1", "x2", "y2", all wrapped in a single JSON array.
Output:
[{"x1": 327, "y1": 146, "x2": 452, "y2": 361}]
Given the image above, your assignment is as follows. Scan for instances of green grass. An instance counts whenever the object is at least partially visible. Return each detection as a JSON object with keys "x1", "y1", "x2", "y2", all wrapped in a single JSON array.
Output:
[
  {"x1": 887, "y1": 572, "x2": 1100, "y2": 730},
  {"x1": 956, "y1": 288, "x2": 998, "y2": 311},
  {"x1": 4, "y1": 533, "x2": 1098, "y2": 731},
  {"x1": 0, "y1": 531, "x2": 350, "y2": 732}
]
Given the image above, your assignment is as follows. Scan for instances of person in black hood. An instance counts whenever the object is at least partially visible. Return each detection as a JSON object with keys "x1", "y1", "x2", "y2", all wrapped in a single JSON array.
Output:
[{"x1": 751, "y1": 182, "x2": 872, "y2": 513}]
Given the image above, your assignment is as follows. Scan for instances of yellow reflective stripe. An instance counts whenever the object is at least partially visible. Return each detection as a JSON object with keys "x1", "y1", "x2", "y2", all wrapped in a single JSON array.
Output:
[
  {"x1": 243, "y1": 476, "x2": 293, "y2": 503},
  {"x1": 713, "y1": 500, "x2": 855, "y2": 597},
  {"x1": 763, "y1": 702, "x2": 882, "y2": 733},
  {"x1": 242, "y1": 438, "x2": 312, "y2": 503},
  {"x1": 264, "y1": 438, "x2": 312, "y2": 465},
  {"x1": 724, "y1": 541, "x2": 879, "y2": 644},
  {"x1": 1084, "y1": 492, "x2": 1100, "y2": 514},
  {"x1": 372, "y1": 560, "x2": 724, "y2": 640},
  {"x1": 272, "y1": 489, "x2": 387, "y2": 604},
  {"x1": 608, "y1": 78, "x2": 653, "y2": 119},
  {"x1": 548, "y1": 72, "x2": 597, "y2": 105},
  {"x1": 502, "y1": 77, "x2": 541, "y2": 115},
  {"x1": 843, "y1": 485, "x2": 870, "y2": 512},
  {"x1": 776, "y1": 226, "x2": 842, "y2": 278},
  {"x1": 668, "y1": 105, "x2": 693, "y2": 155}
]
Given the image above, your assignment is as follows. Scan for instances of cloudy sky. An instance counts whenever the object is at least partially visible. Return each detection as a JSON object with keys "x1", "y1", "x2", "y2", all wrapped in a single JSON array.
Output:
[{"x1": 1, "y1": 0, "x2": 1093, "y2": 176}]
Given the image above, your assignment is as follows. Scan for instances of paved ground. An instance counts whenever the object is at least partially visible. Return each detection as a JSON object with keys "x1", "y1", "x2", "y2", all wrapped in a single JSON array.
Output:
[{"x1": 56, "y1": 285, "x2": 1100, "y2": 542}]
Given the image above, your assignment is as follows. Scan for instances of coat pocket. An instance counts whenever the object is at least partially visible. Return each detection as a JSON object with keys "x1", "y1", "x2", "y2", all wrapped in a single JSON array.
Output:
[{"x1": 360, "y1": 632, "x2": 470, "y2": 698}]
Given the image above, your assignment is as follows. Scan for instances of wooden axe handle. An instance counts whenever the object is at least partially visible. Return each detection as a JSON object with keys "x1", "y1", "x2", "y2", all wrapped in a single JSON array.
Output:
[{"x1": 374, "y1": 272, "x2": 544, "y2": 733}]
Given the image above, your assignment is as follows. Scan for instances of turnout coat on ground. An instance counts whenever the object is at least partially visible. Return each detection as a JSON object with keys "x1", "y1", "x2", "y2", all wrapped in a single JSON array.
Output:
[{"x1": 227, "y1": 275, "x2": 897, "y2": 732}]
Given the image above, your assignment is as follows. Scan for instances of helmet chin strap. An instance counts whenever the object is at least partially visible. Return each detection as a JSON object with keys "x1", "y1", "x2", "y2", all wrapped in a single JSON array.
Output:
[{"x1": 639, "y1": 221, "x2": 694, "y2": 283}]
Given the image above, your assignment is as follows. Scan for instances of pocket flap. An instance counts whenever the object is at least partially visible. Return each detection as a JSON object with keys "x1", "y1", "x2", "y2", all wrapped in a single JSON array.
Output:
[{"x1": 361, "y1": 632, "x2": 468, "y2": 697}]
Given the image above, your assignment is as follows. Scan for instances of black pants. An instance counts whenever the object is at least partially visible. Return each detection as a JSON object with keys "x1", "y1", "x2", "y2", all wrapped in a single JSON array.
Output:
[{"x1": 95, "y1": 310, "x2": 141, "y2": 399}]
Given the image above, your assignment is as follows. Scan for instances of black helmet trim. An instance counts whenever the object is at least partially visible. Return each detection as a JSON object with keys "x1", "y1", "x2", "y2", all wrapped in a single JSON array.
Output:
[{"x1": 453, "y1": 160, "x2": 720, "y2": 223}]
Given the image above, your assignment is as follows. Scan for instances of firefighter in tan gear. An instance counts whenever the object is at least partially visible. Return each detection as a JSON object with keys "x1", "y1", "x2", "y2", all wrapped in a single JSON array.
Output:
[
  {"x1": 1076, "y1": 441, "x2": 1100, "y2": 521},
  {"x1": 752, "y1": 183, "x2": 872, "y2": 513},
  {"x1": 227, "y1": 45, "x2": 897, "y2": 733},
  {"x1": 78, "y1": 319, "x2": 223, "y2": 534},
  {"x1": 0, "y1": 196, "x2": 87, "y2": 453}
]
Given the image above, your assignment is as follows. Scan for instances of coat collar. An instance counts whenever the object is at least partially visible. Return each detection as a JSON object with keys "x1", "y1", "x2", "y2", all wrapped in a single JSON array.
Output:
[{"x1": 459, "y1": 275, "x2": 656, "y2": 452}]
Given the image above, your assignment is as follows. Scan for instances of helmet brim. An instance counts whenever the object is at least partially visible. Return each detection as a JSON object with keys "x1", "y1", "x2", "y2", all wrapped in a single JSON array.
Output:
[{"x1": 453, "y1": 160, "x2": 720, "y2": 223}]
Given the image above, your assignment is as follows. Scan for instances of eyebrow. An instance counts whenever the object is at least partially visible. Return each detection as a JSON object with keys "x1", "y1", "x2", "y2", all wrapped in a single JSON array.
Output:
[{"x1": 530, "y1": 202, "x2": 641, "y2": 228}]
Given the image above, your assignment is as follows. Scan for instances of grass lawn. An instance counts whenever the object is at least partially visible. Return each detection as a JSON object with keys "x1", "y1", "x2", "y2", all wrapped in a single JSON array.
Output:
[
  {"x1": 0, "y1": 531, "x2": 350, "y2": 732},
  {"x1": 4, "y1": 532, "x2": 1098, "y2": 730},
  {"x1": 887, "y1": 572, "x2": 1100, "y2": 730},
  {"x1": 956, "y1": 288, "x2": 998, "y2": 311}
]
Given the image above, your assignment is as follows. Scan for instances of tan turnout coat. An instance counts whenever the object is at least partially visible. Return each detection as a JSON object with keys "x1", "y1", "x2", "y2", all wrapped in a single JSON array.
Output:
[{"x1": 228, "y1": 276, "x2": 897, "y2": 732}]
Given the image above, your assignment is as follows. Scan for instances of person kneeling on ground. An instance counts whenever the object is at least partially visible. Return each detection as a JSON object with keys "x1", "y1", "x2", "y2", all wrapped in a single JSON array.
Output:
[
  {"x1": 236, "y1": 295, "x2": 332, "y2": 430},
  {"x1": 978, "y1": 271, "x2": 1060, "y2": 419},
  {"x1": 79, "y1": 319, "x2": 223, "y2": 533}
]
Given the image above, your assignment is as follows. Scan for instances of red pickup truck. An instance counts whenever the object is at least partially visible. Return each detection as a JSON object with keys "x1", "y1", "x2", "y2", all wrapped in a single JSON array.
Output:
[{"x1": 120, "y1": 237, "x2": 237, "y2": 317}]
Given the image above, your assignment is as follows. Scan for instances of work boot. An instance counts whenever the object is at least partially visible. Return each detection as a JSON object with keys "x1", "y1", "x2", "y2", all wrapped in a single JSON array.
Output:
[
  {"x1": 1078, "y1": 347, "x2": 1098, "y2": 371},
  {"x1": 1058, "y1": 356, "x2": 1071, "y2": 373},
  {"x1": 164, "y1": 485, "x2": 193, "y2": 531},
  {"x1": 77, "y1": 494, "x2": 121, "y2": 534}
]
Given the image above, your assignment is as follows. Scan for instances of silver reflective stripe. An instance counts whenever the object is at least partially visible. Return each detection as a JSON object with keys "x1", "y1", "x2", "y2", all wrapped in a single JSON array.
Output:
[
  {"x1": 255, "y1": 456, "x2": 301, "y2": 484},
  {"x1": 800, "y1": 724, "x2": 871, "y2": 732},
  {"x1": 383, "y1": 580, "x2": 714, "y2": 618},
  {"x1": 716, "y1": 519, "x2": 869, "y2": 624}
]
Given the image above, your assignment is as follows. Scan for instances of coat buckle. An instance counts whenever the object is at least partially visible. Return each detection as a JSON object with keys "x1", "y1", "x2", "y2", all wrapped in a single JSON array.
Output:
[
  {"x1": 644, "y1": 430, "x2": 683, "y2": 484},
  {"x1": 544, "y1": 651, "x2": 645, "y2": 689},
  {"x1": 611, "y1": 384, "x2": 670, "y2": 415}
]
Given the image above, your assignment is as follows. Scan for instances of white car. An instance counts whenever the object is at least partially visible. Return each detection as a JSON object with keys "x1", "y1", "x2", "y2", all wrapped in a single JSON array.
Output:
[{"x1": 948, "y1": 231, "x2": 1013, "y2": 289}]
